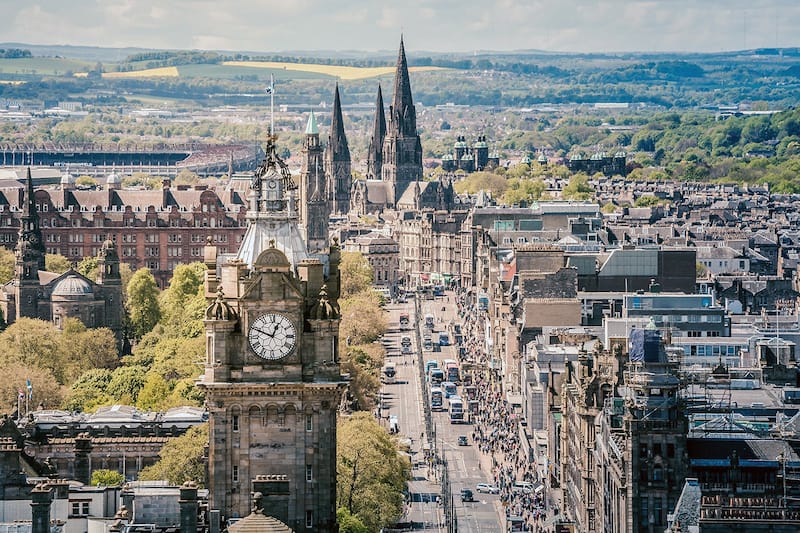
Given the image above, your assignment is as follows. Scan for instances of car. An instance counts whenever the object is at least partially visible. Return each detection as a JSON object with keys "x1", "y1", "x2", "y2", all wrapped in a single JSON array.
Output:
[
  {"x1": 457, "y1": 435, "x2": 469, "y2": 446},
  {"x1": 476, "y1": 483, "x2": 500, "y2": 494},
  {"x1": 460, "y1": 488, "x2": 474, "y2": 502},
  {"x1": 401, "y1": 345, "x2": 412, "y2": 355}
]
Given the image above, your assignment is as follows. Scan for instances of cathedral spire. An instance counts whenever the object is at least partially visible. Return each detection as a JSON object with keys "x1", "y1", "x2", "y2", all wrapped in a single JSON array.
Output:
[
  {"x1": 328, "y1": 84, "x2": 349, "y2": 161},
  {"x1": 367, "y1": 85, "x2": 386, "y2": 180},
  {"x1": 390, "y1": 35, "x2": 416, "y2": 137}
]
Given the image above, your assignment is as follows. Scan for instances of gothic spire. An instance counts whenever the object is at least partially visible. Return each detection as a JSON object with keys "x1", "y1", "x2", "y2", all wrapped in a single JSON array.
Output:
[
  {"x1": 22, "y1": 166, "x2": 36, "y2": 219},
  {"x1": 367, "y1": 85, "x2": 386, "y2": 179},
  {"x1": 328, "y1": 83, "x2": 349, "y2": 161},
  {"x1": 391, "y1": 36, "x2": 416, "y2": 137},
  {"x1": 18, "y1": 167, "x2": 45, "y2": 270}
]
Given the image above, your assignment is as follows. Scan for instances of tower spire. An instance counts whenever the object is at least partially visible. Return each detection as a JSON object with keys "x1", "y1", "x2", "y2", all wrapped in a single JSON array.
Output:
[
  {"x1": 328, "y1": 84, "x2": 349, "y2": 159},
  {"x1": 367, "y1": 85, "x2": 386, "y2": 180},
  {"x1": 19, "y1": 167, "x2": 45, "y2": 270},
  {"x1": 391, "y1": 35, "x2": 416, "y2": 137}
]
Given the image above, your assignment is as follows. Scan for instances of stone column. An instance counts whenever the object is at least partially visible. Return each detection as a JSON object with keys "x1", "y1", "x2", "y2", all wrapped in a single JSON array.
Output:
[
  {"x1": 74, "y1": 432, "x2": 93, "y2": 485},
  {"x1": 179, "y1": 481, "x2": 198, "y2": 533},
  {"x1": 30, "y1": 483, "x2": 53, "y2": 533}
]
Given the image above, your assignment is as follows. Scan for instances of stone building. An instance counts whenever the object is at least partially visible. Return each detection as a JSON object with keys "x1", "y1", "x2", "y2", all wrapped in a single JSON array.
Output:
[
  {"x1": 558, "y1": 325, "x2": 687, "y2": 532},
  {"x1": 347, "y1": 232, "x2": 400, "y2": 288},
  {"x1": 198, "y1": 137, "x2": 345, "y2": 529},
  {"x1": 0, "y1": 169, "x2": 124, "y2": 341}
]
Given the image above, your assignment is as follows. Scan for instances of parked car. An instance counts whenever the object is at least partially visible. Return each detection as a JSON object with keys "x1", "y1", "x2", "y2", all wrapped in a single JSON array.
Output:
[
  {"x1": 457, "y1": 435, "x2": 469, "y2": 446},
  {"x1": 476, "y1": 483, "x2": 500, "y2": 494},
  {"x1": 460, "y1": 488, "x2": 474, "y2": 502}
]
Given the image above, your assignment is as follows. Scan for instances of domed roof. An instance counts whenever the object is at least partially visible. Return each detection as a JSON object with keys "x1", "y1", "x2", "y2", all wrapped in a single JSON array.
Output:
[
  {"x1": 52, "y1": 275, "x2": 93, "y2": 297},
  {"x1": 60, "y1": 169, "x2": 75, "y2": 186},
  {"x1": 461, "y1": 153, "x2": 473, "y2": 161},
  {"x1": 442, "y1": 154, "x2": 454, "y2": 161}
]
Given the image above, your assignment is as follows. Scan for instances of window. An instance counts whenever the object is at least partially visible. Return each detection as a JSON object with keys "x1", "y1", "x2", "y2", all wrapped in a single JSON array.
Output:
[
  {"x1": 306, "y1": 464, "x2": 313, "y2": 482},
  {"x1": 305, "y1": 510, "x2": 313, "y2": 528},
  {"x1": 232, "y1": 415, "x2": 239, "y2": 433},
  {"x1": 232, "y1": 465, "x2": 239, "y2": 483},
  {"x1": 305, "y1": 414, "x2": 313, "y2": 432},
  {"x1": 70, "y1": 501, "x2": 90, "y2": 517}
]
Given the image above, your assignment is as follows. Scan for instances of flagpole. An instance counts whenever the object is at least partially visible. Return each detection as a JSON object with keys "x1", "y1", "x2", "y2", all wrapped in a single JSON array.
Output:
[{"x1": 270, "y1": 73, "x2": 275, "y2": 138}]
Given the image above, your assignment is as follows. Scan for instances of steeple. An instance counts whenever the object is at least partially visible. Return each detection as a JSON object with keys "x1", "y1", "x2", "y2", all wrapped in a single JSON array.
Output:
[
  {"x1": 328, "y1": 84, "x2": 349, "y2": 161},
  {"x1": 390, "y1": 36, "x2": 417, "y2": 138},
  {"x1": 325, "y1": 84, "x2": 352, "y2": 215},
  {"x1": 305, "y1": 110, "x2": 319, "y2": 135},
  {"x1": 366, "y1": 85, "x2": 386, "y2": 180},
  {"x1": 18, "y1": 167, "x2": 45, "y2": 271},
  {"x1": 302, "y1": 111, "x2": 328, "y2": 252}
]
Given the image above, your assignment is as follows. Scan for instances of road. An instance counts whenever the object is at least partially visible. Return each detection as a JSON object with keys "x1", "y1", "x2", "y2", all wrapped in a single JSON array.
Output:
[{"x1": 383, "y1": 293, "x2": 503, "y2": 532}]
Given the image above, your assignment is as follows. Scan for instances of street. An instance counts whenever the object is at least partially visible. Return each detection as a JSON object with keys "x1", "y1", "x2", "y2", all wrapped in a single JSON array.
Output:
[{"x1": 381, "y1": 292, "x2": 504, "y2": 532}]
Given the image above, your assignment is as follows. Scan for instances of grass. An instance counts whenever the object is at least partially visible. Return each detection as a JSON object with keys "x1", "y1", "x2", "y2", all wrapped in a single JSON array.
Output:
[
  {"x1": 222, "y1": 60, "x2": 445, "y2": 80},
  {"x1": 0, "y1": 57, "x2": 93, "y2": 75}
]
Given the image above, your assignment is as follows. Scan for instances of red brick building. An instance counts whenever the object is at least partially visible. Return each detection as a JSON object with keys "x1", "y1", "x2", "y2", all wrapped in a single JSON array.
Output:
[{"x1": 0, "y1": 176, "x2": 248, "y2": 287}]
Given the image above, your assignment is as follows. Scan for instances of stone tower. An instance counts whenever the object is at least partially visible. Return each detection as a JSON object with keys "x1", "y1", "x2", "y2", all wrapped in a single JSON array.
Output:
[
  {"x1": 96, "y1": 238, "x2": 125, "y2": 342},
  {"x1": 199, "y1": 137, "x2": 345, "y2": 531},
  {"x1": 381, "y1": 37, "x2": 423, "y2": 206},
  {"x1": 366, "y1": 85, "x2": 386, "y2": 180},
  {"x1": 15, "y1": 167, "x2": 45, "y2": 320},
  {"x1": 325, "y1": 84, "x2": 351, "y2": 215},
  {"x1": 300, "y1": 111, "x2": 329, "y2": 253}
]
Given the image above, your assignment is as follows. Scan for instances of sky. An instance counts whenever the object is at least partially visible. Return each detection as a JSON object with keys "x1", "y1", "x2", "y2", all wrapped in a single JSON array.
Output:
[{"x1": 1, "y1": 0, "x2": 799, "y2": 54}]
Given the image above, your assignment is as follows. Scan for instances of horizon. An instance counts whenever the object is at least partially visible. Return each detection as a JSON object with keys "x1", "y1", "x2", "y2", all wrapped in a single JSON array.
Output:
[{"x1": 1, "y1": 1, "x2": 798, "y2": 55}]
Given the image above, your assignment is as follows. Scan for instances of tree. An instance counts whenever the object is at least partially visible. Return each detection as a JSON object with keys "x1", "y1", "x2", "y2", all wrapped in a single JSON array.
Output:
[
  {"x1": 339, "y1": 292, "x2": 387, "y2": 346},
  {"x1": 634, "y1": 195, "x2": 661, "y2": 207},
  {"x1": 57, "y1": 319, "x2": 119, "y2": 383},
  {"x1": 139, "y1": 423, "x2": 208, "y2": 486},
  {"x1": 76, "y1": 175, "x2": 98, "y2": 188},
  {"x1": 45, "y1": 254, "x2": 71, "y2": 274},
  {"x1": 0, "y1": 248, "x2": 14, "y2": 285},
  {"x1": 0, "y1": 362, "x2": 63, "y2": 412},
  {"x1": 76, "y1": 256, "x2": 99, "y2": 280},
  {"x1": 337, "y1": 508, "x2": 369, "y2": 533},
  {"x1": 337, "y1": 413, "x2": 410, "y2": 531},
  {"x1": 340, "y1": 252, "x2": 374, "y2": 299},
  {"x1": 561, "y1": 174, "x2": 595, "y2": 201},
  {"x1": 63, "y1": 368, "x2": 113, "y2": 412},
  {"x1": 159, "y1": 262, "x2": 205, "y2": 331},
  {"x1": 127, "y1": 268, "x2": 161, "y2": 339},
  {"x1": 174, "y1": 169, "x2": 199, "y2": 185},
  {"x1": 91, "y1": 469, "x2": 125, "y2": 486}
]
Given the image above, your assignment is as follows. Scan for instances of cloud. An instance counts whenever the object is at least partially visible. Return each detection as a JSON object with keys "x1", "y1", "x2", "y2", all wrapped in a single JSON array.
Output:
[{"x1": 0, "y1": 0, "x2": 798, "y2": 53}]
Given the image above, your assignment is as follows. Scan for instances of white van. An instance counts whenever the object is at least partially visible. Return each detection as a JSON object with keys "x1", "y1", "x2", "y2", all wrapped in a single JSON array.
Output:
[{"x1": 512, "y1": 481, "x2": 534, "y2": 494}]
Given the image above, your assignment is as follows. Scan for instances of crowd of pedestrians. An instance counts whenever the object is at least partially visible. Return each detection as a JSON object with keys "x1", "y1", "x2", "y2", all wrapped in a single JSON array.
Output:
[{"x1": 456, "y1": 291, "x2": 551, "y2": 532}]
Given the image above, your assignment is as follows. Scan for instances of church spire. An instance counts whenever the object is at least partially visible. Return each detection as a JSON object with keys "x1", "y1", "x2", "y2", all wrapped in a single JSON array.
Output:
[
  {"x1": 390, "y1": 35, "x2": 416, "y2": 138},
  {"x1": 18, "y1": 167, "x2": 45, "y2": 270},
  {"x1": 367, "y1": 85, "x2": 386, "y2": 180},
  {"x1": 328, "y1": 84, "x2": 349, "y2": 161}
]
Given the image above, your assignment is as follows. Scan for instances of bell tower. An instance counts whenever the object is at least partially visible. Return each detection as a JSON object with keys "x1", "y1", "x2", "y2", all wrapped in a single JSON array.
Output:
[{"x1": 199, "y1": 137, "x2": 344, "y2": 531}]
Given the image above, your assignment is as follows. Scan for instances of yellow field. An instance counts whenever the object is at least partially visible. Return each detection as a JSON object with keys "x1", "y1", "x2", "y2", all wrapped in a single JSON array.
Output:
[
  {"x1": 103, "y1": 67, "x2": 180, "y2": 78},
  {"x1": 74, "y1": 67, "x2": 180, "y2": 78},
  {"x1": 223, "y1": 61, "x2": 444, "y2": 80}
]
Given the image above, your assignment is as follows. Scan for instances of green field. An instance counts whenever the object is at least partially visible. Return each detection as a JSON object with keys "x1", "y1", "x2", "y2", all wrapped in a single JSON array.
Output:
[{"x1": 0, "y1": 57, "x2": 93, "y2": 75}]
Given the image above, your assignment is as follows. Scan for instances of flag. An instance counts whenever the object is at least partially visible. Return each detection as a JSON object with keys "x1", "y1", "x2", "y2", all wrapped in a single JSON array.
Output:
[
  {"x1": 26, "y1": 378, "x2": 32, "y2": 399},
  {"x1": 18, "y1": 390, "x2": 24, "y2": 400},
  {"x1": 265, "y1": 85, "x2": 273, "y2": 95},
  {"x1": 265, "y1": 74, "x2": 275, "y2": 95}
]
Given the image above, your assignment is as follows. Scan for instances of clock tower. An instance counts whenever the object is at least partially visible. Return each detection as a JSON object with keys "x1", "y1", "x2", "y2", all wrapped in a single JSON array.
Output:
[{"x1": 199, "y1": 137, "x2": 345, "y2": 531}]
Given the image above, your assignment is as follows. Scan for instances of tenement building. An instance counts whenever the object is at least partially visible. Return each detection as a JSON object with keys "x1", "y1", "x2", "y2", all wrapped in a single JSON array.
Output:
[{"x1": 198, "y1": 137, "x2": 345, "y2": 529}]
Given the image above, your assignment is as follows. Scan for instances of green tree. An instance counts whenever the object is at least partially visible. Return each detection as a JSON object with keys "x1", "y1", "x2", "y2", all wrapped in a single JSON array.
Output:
[
  {"x1": 76, "y1": 175, "x2": 98, "y2": 188},
  {"x1": 63, "y1": 368, "x2": 113, "y2": 412},
  {"x1": 106, "y1": 365, "x2": 149, "y2": 404},
  {"x1": 76, "y1": 256, "x2": 99, "y2": 280},
  {"x1": 174, "y1": 169, "x2": 199, "y2": 185},
  {"x1": 126, "y1": 268, "x2": 161, "y2": 339},
  {"x1": 91, "y1": 469, "x2": 125, "y2": 486},
  {"x1": 337, "y1": 508, "x2": 369, "y2": 533},
  {"x1": 339, "y1": 292, "x2": 386, "y2": 346},
  {"x1": 634, "y1": 195, "x2": 661, "y2": 207},
  {"x1": 340, "y1": 252, "x2": 374, "y2": 299},
  {"x1": 561, "y1": 174, "x2": 595, "y2": 201},
  {"x1": 45, "y1": 254, "x2": 71, "y2": 274},
  {"x1": 337, "y1": 413, "x2": 410, "y2": 531},
  {"x1": 0, "y1": 248, "x2": 14, "y2": 285},
  {"x1": 0, "y1": 362, "x2": 63, "y2": 411},
  {"x1": 139, "y1": 423, "x2": 208, "y2": 486}
]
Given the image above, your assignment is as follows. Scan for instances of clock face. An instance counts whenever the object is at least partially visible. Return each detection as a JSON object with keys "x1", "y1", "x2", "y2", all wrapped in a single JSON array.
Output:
[{"x1": 248, "y1": 313, "x2": 297, "y2": 360}]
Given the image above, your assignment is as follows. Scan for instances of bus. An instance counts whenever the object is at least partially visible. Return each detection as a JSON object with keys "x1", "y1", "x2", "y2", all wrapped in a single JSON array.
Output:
[
  {"x1": 449, "y1": 395, "x2": 464, "y2": 424},
  {"x1": 381, "y1": 362, "x2": 397, "y2": 384},
  {"x1": 442, "y1": 381, "x2": 457, "y2": 398},
  {"x1": 429, "y1": 368, "x2": 445, "y2": 385},
  {"x1": 399, "y1": 313, "x2": 410, "y2": 330},
  {"x1": 425, "y1": 360, "x2": 439, "y2": 375},
  {"x1": 430, "y1": 387, "x2": 444, "y2": 411},
  {"x1": 444, "y1": 359, "x2": 460, "y2": 384},
  {"x1": 424, "y1": 314, "x2": 435, "y2": 330},
  {"x1": 438, "y1": 332, "x2": 450, "y2": 346}
]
